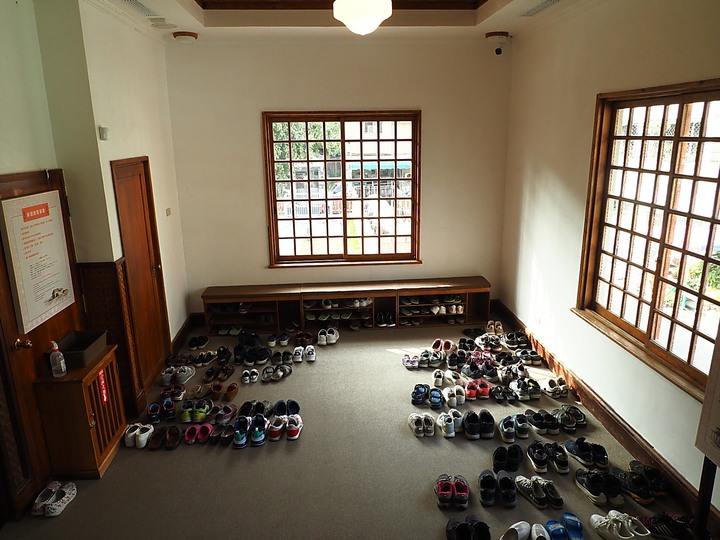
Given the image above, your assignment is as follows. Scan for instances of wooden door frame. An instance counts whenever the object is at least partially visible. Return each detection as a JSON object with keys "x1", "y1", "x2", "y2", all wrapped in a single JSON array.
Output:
[{"x1": 110, "y1": 156, "x2": 171, "y2": 390}]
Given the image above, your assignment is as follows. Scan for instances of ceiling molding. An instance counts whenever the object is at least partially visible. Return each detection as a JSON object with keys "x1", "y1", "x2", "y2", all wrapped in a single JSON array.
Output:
[{"x1": 194, "y1": 0, "x2": 486, "y2": 10}]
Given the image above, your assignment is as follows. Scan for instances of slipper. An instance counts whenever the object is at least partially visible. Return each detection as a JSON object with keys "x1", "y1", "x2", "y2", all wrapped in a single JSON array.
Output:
[
  {"x1": 186, "y1": 385, "x2": 202, "y2": 399},
  {"x1": 545, "y1": 520, "x2": 569, "y2": 540},
  {"x1": 491, "y1": 386, "x2": 505, "y2": 403},
  {"x1": 218, "y1": 327, "x2": 229, "y2": 335},
  {"x1": 261, "y1": 366, "x2": 275, "y2": 383},
  {"x1": 561, "y1": 513, "x2": 583, "y2": 540},
  {"x1": 217, "y1": 365, "x2": 235, "y2": 382},
  {"x1": 229, "y1": 326, "x2": 241, "y2": 336}
]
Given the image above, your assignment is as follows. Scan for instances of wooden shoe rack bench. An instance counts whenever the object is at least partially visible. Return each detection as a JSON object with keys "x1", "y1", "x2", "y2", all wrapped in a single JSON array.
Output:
[{"x1": 202, "y1": 276, "x2": 491, "y2": 335}]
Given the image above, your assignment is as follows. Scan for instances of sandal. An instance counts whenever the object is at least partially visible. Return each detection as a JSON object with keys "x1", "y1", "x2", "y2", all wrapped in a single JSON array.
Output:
[
  {"x1": 503, "y1": 386, "x2": 518, "y2": 403},
  {"x1": 561, "y1": 513, "x2": 583, "y2": 540},
  {"x1": 271, "y1": 364, "x2": 292, "y2": 382},
  {"x1": 545, "y1": 520, "x2": 569, "y2": 540},
  {"x1": 411, "y1": 384, "x2": 430, "y2": 405},
  {"x1": 261, "y1": 366, "x2": 275, "y2": 383},
  {"x1": 552, "y1": 408, "x2": 577, "y2": 434},
  {"x1": 491, "y1": 386, "x2": 505, "y2": 403},
  {"x1": 203, "y1": 366, "x2": 221, "y2": 383},
  {"x1": 427, "y1": 388, "x2": 444, "y2": 409},
  {"x1": 217, "y1": 365, "x2": 235, "y2": 382}
]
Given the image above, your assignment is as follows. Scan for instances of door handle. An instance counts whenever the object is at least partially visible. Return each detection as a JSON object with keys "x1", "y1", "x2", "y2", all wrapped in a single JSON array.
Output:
[
  {"x1": 13, "y1": 338, "x2": 32, "y2": 350},
  {"x1": 151, "y1": 263, "x2": 161, "y2": 277}
]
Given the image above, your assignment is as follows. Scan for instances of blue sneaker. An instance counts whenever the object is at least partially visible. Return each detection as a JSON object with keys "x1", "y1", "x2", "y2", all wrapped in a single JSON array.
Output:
[
  {"x1": 233, "y1": 416, "x2": 250, "y2": 449},
  {"x1": 250, "y1": 414, "x2": 268, "y2": 446}
]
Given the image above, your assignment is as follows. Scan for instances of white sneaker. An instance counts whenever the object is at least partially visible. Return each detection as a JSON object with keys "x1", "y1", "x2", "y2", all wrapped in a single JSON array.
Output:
[
  {"x1": 293, "y1": 346, "x2": 304, "y2": 363},
  {"x1": 590, "y1": 514, "x2": 636, "y2": 540},
  {"x1": 448, "y1": 304, "x2": 457, "y2": 314},
  {"x1": 304, "y1": 345, "x2": 316, "y2": 362},
  {"x1": 408, "y1": 413, "x2": 424, "y2": 437},
  {"x1": 135, "y1": 424, "x2": 154, "y2": 449},
  {"x1": 454, "y1": 385, "x2": 466, "y2": 405},
  {"x1": 439, "y1": 305, "x2": 447, "y2": 315},
  {"x1": 422, "y1": 413, "x2": 435, "y2": 436},
  {"x1": 442, "y1": 387, "x2": 457, "y2": 407},
  {"x1": 607, "y1": 511, "x2": 651, "y2": 538},
  {"x1": 436, "y1": 412, "x2": 455, "y2": 438},
  {"x1": 124, "y1": 423, "x2": 142, "y2": 447},
  {"x1": 499, "y1": 521, "x2": 531, "y2": 540},
  {"x1": 327, "y1": 327, "x2": 339, "y2": 344},
  {"x1": 317, "y1": 329, "x2": 327, "y2": 346},
  {"x1": 457, "y1": 305, "x2": 464, "y2": 314},
  {"x1": 448, "y1": 408, "x2": 463, "y2": 432},
  {"x1": 430, "y1": 305, "x2": 440, "y2": 314},
  {"x1": 432, "y1": 369, "x2": 445, "y2": 387}
]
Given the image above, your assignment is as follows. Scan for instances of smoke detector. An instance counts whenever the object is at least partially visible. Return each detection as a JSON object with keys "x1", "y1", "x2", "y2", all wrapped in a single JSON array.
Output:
[{"x1": 485, "y1": 31, "x2": 511, "y2": 56}]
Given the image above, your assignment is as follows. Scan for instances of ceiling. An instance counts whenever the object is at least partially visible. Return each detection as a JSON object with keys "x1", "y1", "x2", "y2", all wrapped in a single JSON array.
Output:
[
  {"x1": 111, "y1": 0, "x2": 573, "y2": 37},
  {"x1": 193, "y1": 1, "x2": 486, "y2": 9}
]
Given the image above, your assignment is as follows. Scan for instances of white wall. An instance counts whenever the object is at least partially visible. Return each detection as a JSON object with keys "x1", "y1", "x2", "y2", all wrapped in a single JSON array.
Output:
[
  {"x1": 78, "y1": 0, "x2": 189, "y2": 336},
  {"x1": 0, "y1": 1, "x2": 56, "y2": 173},
  {"x1": 501, "y1": 0, "x2": 720, "y2": 506},
  {"x1": 167, "y1": 33, "x2": 511, "y2": 311},
  {"x1": 34, "y1": 0, "x2": 114, "y2": 263}
]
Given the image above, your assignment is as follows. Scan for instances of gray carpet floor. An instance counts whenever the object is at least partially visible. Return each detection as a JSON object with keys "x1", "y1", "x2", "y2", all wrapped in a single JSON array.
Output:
[{"x1": 3, "y1": 327, "x2": 685, "y2": 539}]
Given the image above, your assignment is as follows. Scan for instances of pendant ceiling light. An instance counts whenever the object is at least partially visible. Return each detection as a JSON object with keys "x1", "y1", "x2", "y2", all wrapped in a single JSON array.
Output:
[{"x1": 333, "y1": 0, "x2": 392, "y2": 36}]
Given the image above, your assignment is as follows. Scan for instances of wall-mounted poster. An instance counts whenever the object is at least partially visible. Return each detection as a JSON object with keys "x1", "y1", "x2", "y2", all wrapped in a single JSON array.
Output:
[
  {"x1": 0, "y1": 190, "x2": 75, "y2": 334},
  {"x1": 696, "y1": 324, "x2": 720, "y2": 467}
]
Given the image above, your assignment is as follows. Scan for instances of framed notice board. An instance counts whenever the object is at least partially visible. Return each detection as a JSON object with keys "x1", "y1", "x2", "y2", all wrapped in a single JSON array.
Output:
[{"x1": 0, "y1": 190, "x2": 75, "y2": 333}]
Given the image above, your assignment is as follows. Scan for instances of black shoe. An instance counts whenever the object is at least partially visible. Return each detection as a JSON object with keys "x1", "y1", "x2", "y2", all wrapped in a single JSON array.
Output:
[
  {"x1": 527, "y1": 440, "x2": 548, "y2": 473},
  {"x1": 477, "y1": 470, "x2": 497, "y2": 507},
  {"x1": 544, "y1": 442, "x2": 569, "y2": 474},
  {"x1": 591, "y1": 442, "x2": 609, "y2": 468},
  {"x1": 445, "y1": 518, "x2": 472, "y2": 540},
  {"x1": 465, "y1": 515, "x2": 490, "y2": 540},
  {"x1": 506, "y1": 443, "x2": 523, "y2": 472},
  {"x1": 609, "y1": 466, "x2": 655, "y2": 505},
  {"x1": 629, "y1": 460, "x2": 670, "y2": 496},
  {"x1": 376, "y1": 313, "x2": 387, "y2": 327},
  {"x1": 565, "y1": 436, "x2": 594, "y2": 467},
  {"x1": 575, "y1": 468, "x2": 608, "y2": 505},
  {"x1": 385, "y1": 314, "x2": 395, "y2": 327},
  {"x1": 492, "y1": 446, "x2": 507, "y2": 473},
  {"x1": 216, "y1": 346, "x2": 232, "y2": 366},
  {"x1": 496, "y1": 470, "x2": 517, "y2": 507}
]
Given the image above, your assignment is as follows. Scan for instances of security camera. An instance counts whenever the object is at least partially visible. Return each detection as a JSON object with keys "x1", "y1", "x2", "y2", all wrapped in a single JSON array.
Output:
[{"x1": 485, "y1": 31, "x2": 511, "y2": 56}]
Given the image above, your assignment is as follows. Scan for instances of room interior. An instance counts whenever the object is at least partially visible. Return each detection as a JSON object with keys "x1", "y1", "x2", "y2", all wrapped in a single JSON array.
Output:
[{"x1": 1, "y1": 0, "x2": 719, "y2": 536}]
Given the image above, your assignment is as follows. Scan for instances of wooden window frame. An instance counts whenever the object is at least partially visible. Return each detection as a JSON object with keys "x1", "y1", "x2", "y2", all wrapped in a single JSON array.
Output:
[
  {"x1": 262, "y1": 111, "x2": 422, "y2": 268},
  {"x1": 575, "y1": 78, "x2": 720, "y2": 401}
]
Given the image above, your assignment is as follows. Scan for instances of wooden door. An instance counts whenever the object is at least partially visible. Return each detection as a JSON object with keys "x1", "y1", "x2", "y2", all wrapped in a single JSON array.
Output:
[
  {"x1": 111, "y1": 157, "x2": 170, "y2": 392},
  {"x1": 0, "y1": 169, "x2": 85, "y2": 519}
]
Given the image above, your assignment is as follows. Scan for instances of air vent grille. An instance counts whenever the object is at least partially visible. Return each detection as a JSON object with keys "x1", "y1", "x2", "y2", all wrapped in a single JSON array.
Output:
[
  {"x1": 520, "y1": 0, "x2": 560, "y2": 17},
  {"x1": 122, "y1": 0, "x2": 159, "y2": 17}
]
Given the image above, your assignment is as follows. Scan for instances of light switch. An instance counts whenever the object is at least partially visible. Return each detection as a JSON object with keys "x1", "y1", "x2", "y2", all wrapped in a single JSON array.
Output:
[{"x1": 165, "y1": 208, "x2": 172, "y2": 217}]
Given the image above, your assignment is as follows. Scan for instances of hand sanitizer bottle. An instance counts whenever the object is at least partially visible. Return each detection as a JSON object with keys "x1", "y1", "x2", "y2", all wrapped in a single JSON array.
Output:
[{"x1": 49, "y1": 341, "x2": 66, "y2": 377}]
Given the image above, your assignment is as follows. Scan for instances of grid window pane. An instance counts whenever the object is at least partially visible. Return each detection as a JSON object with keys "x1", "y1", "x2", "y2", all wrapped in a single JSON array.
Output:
[{"x1": 585, "y1": 84, "x2": 720, "y2": 379}]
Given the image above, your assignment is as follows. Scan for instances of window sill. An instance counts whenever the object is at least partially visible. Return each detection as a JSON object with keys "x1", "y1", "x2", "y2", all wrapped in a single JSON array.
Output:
[
  {"x1": 571, "y1": 308, "x2": 705, "y2": 403},
  {"x1": 269, "y1": 259, "x2": 423, "y2": 269}
]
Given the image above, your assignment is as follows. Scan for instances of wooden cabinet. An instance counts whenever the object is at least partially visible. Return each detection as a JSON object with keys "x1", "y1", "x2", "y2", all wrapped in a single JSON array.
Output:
[
  {"x1": 34, "y1": 346, "x2": 126, "y2": 479},
  {"x1": 202, "y1": 276, "x2": 491, "y2": 334}
]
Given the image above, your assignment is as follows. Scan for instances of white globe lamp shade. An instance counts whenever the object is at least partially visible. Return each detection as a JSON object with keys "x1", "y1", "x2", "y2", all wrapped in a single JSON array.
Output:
[{"x1": 333, "y1": 0, "x2": 392, "y2": 36}]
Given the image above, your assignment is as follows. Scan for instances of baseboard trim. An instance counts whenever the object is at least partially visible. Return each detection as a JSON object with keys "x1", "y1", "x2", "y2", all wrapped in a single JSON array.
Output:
[
  {"x1": 171, "y1": 312, "x2": 204, "y2": 353},
  {"x1": 494, "y1": 300, "x2": 719, "y2": 538}
]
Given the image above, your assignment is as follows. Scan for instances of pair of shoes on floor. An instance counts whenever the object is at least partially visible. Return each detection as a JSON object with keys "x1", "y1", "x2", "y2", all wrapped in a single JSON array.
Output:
[
  {"x1": 478, "y1": 469, "x2": 518, "y2": 508},
  {"x1": 499, "y1": 413, "x2": 530, "y2": 443},
  {"x1": 575, "y1": 468, "x2": 625, "y2": 506},
  {"x1": 317, "y1": 328, "x2": 339, "y2": 345},
  {"x1": 408, "y1": 412, "x2": 436, "y2": 437},
  {"x1": 463, "y1": 409, "x2": 495, "y2": 440},
  {"x1": 188, "y1": 335, "x2": 209, "y2": 350},
  {"x1": 502, "y1": 330, "x2": 530, "y2": 350},
  {"x1": 514, "y1": 475, "x2": 564, "y2": 509},
  {"x1": 446, "y1": 514, "x2": 490, "y2": 540},
  {"x1": 261, "y1": 364, "x2": 293, "y2": 383},
  {"x1": 32, "y1": 481, "x2": 77, "y2": 517},
  {"x1": 525, "y1": 408, "x2": 561, "y2": 435},
  {"x1": 484, "y1": 320, "x2": 504, "y2": 335},
  {"x1": 147, "y1": 425, "x2": 182, "y2": 450},
  {"x1": 552, "y1": 405, "x2": 587, "y2": 433},
  {"x1": 542, "y1": 377, "x2": 569, "y2": 398},
  {"x1": 124, "y1": 423, "x2": 155, "y2": 448},
  {"x1": 402, "y1": 354, "x2": 420, "y2": 369},
  {"x1": 435, "y1": 474, "x2": 470, "y2": 509},
  {"x1": 501, "y1": 514, "x2": 581, "y2": 540},
  {"x1": 465, "y1": 379, "x2": 490, "y2": 400},
  {"x1": 292, "y1": 345, "x2": 316, "y2": 362},
  {"x1": 634, "y1": 512, "x2": 693, "y2": 539},
  {"x1": 545, "y1": 514, "x2": 584, "y2": 540},
  {"x1": 591, "y1": 510, "x2": 651, "y2": 539},
  {"x1": 493, "y1": 444, "x2": 523, "y2": 473},
  {"x1": 626, "y1": 460, "x2": 671, "y2": 497},
  {"x1": 241, "y1": 368, "x2": 259, "y2": 383},
  {"x1": 159, "y1": 365, "x2": 196, "y2": 386}
]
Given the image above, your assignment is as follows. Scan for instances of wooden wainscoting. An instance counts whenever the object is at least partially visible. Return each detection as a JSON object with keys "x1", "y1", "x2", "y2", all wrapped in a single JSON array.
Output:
[{"x1": 79, "y1": 260, "x2": 144, "y2": 419}]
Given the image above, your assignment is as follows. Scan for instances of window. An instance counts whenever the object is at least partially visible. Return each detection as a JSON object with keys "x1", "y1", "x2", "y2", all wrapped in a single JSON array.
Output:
[
  {"x1": 263, "y1": 111, "x2": 421, "y2": 267},
  {"x1": 577, "y1": 79, "x2": 720, "y2": 396}
]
